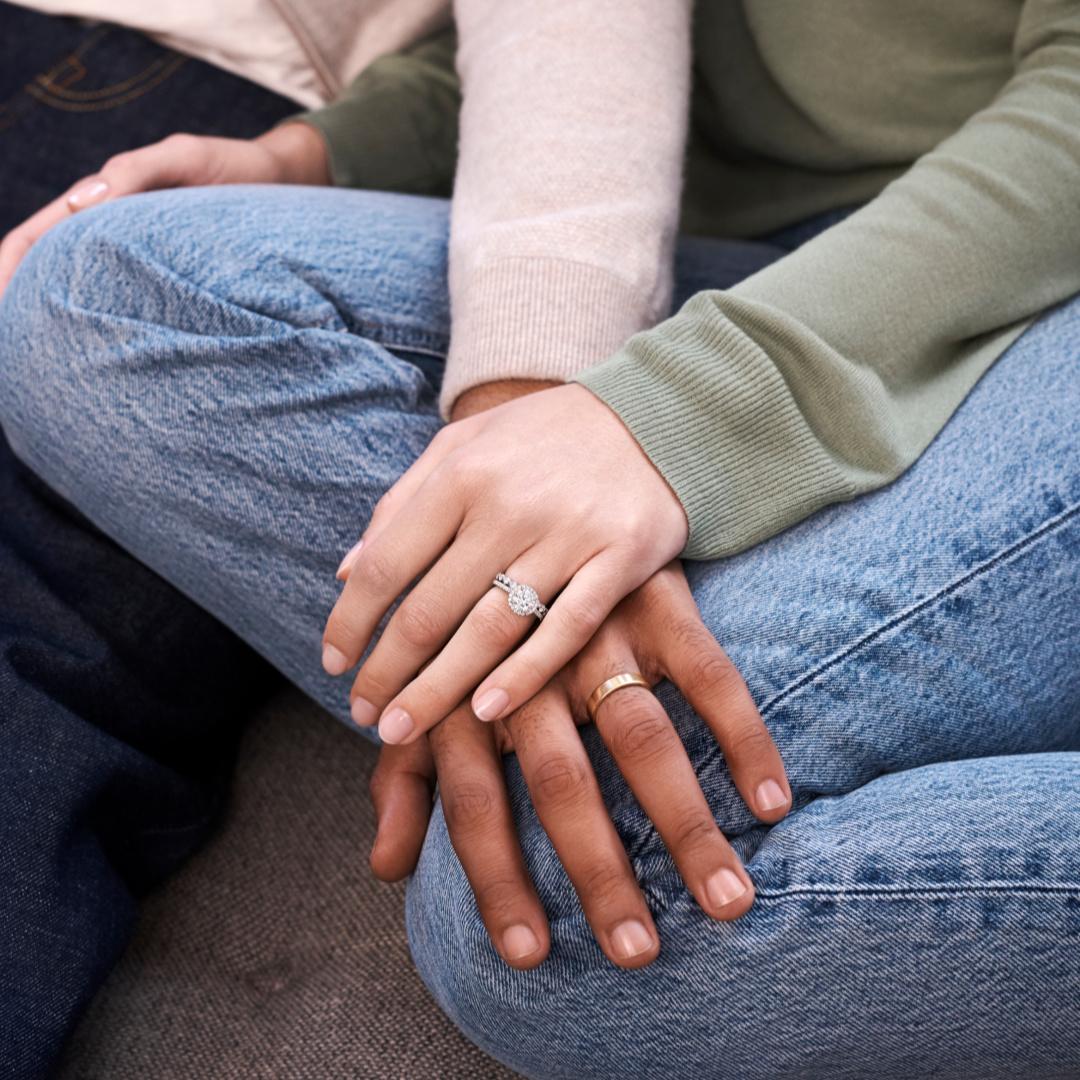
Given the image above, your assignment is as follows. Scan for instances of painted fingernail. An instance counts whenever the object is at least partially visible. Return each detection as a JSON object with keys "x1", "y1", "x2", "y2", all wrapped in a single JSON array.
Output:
[
  {"x1": 379, "y1": 707, "x2": 414, "y2": 744},
  {"x1": 322, "y1": 643, "x2": 349, "y2": 676},
  {"x1": 502, "y1": 924, "x2": 540, "y2": 961},
  {"x1": 67, "y1": 179, "x2": 109, "y2": 210},
  {"x1": 473, "y1": 687, "x2": 510, "y2": 722},
  {"x1": 705, "y1": 867, "x2": 748, "y2": 909},
  {"x1": 350, "y1": 696, "x2": 378, "y2": 726},
  {"x1": 611, "y1": 919, "x2": 654, "y2": 960},
  {"x1": 336, "y1": 538, "x2": 364, "y2": 580},
  {"x1": 756, "y1": 778, "x2": 789, "y2": 812}
]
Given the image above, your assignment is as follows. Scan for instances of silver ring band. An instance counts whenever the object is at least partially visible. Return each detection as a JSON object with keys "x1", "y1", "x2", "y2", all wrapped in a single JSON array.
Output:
[{"x1": 493, "y1": 573, "x2": 547, "y2": 620}]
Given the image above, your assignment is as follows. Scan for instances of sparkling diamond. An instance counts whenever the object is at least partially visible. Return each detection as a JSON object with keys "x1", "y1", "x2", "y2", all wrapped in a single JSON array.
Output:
[{"x1": 507, "y1": 583, "x2": 539, "y2": 616}]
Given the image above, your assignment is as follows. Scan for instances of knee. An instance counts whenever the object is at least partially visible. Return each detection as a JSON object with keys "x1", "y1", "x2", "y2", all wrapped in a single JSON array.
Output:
[
  {"x1": 404, "y1": 794, "x2": 771, "y2": 1080},
  {"x1": 0, "y1": 199, "x2": 148, "y2": 486}
]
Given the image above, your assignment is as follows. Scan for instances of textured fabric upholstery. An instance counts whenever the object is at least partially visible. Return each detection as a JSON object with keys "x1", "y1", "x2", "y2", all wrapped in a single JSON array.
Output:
[{"x1": 57, "y1": 691, "x2": 519, "y2": 1079}]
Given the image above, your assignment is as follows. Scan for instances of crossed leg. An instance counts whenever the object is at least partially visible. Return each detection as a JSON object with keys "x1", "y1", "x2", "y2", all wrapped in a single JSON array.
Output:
[{"x1": 1, "y1": 186, "x2": 1077, "y2": 1079}]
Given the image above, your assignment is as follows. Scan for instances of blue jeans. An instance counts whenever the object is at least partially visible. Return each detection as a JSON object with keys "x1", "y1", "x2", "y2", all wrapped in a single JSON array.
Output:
[{"x1": 1, "y1": 186, "x2": 1078, "y2": 1079}]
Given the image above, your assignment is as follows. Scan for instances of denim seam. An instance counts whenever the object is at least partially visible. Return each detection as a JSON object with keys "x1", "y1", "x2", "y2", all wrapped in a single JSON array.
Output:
[
  {"x1": 754, "y1": 882, "x2": 1080, "y2": 901},
  {"x1": 760, "y1": 499, "x2": 1080, "y2": 720}
]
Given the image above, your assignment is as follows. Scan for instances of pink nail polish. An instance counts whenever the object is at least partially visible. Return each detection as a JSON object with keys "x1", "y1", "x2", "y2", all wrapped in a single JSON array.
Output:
[
  {"x1": 756, "y1": 778, "x2": 788, "y2": 812},
  {"x1": 705, "y1": 867, "x2": 748, "y2": 909},
  {"x1": 322, "y1": 643, "x2": 349, "y2": 676},
  {"x1": 473, "y1": 687, "x2": 510, "y2": 722},
  {"x1": 379, "y1": 707, "x2": 414, "y2": 744},
  {"x1": 66, "y1": 179, "x2": 109, "y2": 210},
  {"x1": 336, "y1": 538, "x2": 364, "y2": 580}
]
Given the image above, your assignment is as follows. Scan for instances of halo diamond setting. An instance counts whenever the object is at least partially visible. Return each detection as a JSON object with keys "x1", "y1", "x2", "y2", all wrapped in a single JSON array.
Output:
[{"x1": 493, "y1": 573, "x2": 547, "y2": 620}]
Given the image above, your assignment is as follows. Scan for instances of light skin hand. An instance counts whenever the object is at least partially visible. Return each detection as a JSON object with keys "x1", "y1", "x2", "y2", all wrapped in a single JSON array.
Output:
[
  {"x1": 367, "y1": 561, "x2": 792, "y2": 970},
  {"x1": 0, "y1": 122, "x2": 329, "y2": 298},
  {"x1": 322, "y1": 380, "x2": 690, "y2": 746}
]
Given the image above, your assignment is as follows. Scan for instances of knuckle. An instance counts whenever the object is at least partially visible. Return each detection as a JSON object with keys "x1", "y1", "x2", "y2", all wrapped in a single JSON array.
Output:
[
  {"x1": 473, "y1": 876, "x2": 525, "y2": 921},
  {"x1": 685, "y1": 648, "x2": 741, "y2": 696},
  {"x1": 354, "y1": 547, "x2": 398, "y2": 596},
  {"x1": 672, "y1": 813, "x2": 718, "y2": 853},
  {"x1": 394, "y1": 596, "x2": 446, "y2": 651},
  {"x1": 607, "y1": 701, "x2": 673, "y2": 765},
  {"x1": 160, "y1": 132, "x2": 207, "y2": 166},
  {"x1": 352, "y1": 664, "x2": 396, "y2": 705},
  {"x1": 578, "y1": 862, "x2": 629, "y2": 909},
  {"x1": 725, "y1": 722, "x2": 776, "y2": 761},
  {"x1": 471, "y1": 600, "x2": 518, "y2": 649},
  {"x1": 558, "y1": 588, "x2": 608, "y2": 641},
  {"x1": 530, "y1": 752, "x2": 590, "y2": 808},
  {"x1": 443, "y1": 781, "x2": 498, "y2": 835}
]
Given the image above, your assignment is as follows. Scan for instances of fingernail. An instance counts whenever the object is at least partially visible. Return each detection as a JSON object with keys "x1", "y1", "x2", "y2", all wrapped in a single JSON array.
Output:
[
  {"x1": 350, "y1": 696, "x2": 378, "y2": 726},
  {"x1": 336, "y1": 538, "x2": 364, "y2": 580},
  {"x1": 502, "y1": 924, "x2": 540, "y2": 961},
  {"x1": 322, "y1": 643, "x2": 349, "y2": 676},
  {"x1": 611, "y1": 919, "x2": 654, "y2": 960},
  {"x1": 705, "y1": 867, "x2": 748, "y2": 909},
  {"x1": 379, "y1": 707, "x2": 414, "y2": 744},
  {"x1": 473, "y1": 687, "x2": 510, "y2": 722},
  {"x1": 756, "y1": 778, "x2": 789, "y2": 812},
  {"x1": 66, "y1": 179, "x2": 109, "y2": 210}
]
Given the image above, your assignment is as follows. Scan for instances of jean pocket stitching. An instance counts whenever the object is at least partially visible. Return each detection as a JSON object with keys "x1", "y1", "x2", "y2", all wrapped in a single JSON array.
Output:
[
  {"x1": 27, "y1": 53, "x2": 188, "y2": 112},
  {"x1": 759, "y1": 499, "x2": 1080, "y2": 721}
]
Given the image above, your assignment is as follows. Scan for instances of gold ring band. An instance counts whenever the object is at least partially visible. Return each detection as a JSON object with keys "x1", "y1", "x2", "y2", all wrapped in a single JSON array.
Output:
[{"x1": 586, "y1": 672, "x2": 651, "y2": 723}]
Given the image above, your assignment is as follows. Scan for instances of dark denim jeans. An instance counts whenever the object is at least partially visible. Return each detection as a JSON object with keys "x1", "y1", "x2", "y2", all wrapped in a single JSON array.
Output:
[{"x1": 0, "y1": 7, "x2": 293, "y2": 1076}]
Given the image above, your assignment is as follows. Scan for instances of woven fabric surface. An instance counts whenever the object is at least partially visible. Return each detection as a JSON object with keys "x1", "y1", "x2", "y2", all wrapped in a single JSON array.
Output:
[{"x1": 57, "y1": 691, "x2": 521, "y2": 1080}]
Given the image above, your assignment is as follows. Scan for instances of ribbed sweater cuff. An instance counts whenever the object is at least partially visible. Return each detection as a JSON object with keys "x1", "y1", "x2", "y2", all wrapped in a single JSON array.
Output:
[
  {"x1": 439, "y1": 259, "x2": 656, "y2": 418},
  {"x1": 574, "y1": 306, "x2": 855, "y2": 561}
]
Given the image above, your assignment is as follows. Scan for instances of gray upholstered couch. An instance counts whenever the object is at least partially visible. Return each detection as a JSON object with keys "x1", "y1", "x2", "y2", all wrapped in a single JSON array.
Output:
[{"x1": 57, "y1": 691, "x2": 521, "y2": 1079}]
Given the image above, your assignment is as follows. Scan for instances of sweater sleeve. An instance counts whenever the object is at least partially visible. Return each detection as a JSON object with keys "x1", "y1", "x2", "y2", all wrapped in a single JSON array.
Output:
[
  {"x1": 294, "y1": 28, "x2": 461, "y2": 198},
  {"x1": 577, "y1": 0, "x2": 1080, "y2": 561},
  {"x1": 440, "y1": 0, "x2": 692, "y2": 416}
]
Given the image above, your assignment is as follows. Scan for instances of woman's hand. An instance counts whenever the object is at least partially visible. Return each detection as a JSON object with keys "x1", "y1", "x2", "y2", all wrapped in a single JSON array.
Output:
[
  {"x1": 0, "y1": 123, "x2": 329, "y2": 297},
  {"x1": 368, "y1": 562, "x2": 790, "y2": 969},
  {"x1": 322, "y1": 383, "x2": 690, "y2": 745}
]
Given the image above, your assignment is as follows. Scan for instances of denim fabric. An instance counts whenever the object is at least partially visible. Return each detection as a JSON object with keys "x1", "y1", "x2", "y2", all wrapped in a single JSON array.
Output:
[
  {"x1": 0, "y1": 185, "x2": 1078, "y2": 1079},
  {"x1": 0, "y1": 16, "x2": 293, "y2": 1076}
]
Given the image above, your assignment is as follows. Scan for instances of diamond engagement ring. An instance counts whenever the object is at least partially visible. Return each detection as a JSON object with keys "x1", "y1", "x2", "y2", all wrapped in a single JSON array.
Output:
[{"x1": 493, "y1": 573, "x2": 547, "y2": 621}]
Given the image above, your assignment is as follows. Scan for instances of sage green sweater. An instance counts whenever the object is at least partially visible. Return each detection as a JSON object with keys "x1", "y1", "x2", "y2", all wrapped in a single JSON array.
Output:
[
  {"x1": 577, "y1": 0, "x2": 1080, "y2": 558},
  {"x1": 307, "y1": 2, "x2": 1080, "y2": 561}
]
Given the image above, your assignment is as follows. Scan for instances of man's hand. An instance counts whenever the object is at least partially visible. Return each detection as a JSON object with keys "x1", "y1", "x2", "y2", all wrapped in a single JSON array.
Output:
[
  {"x1": 367, "y1": 562, "x2": 791, "y2": 970},
  {"x1": 0, "y1": 123, "x2": 329, "y2": 298}
]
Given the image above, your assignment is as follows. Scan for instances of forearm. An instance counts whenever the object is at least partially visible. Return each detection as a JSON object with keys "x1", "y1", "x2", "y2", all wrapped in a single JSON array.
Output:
[
  {"x1": 578, "y1": 1, "x2": 1080, "y2": 560},
  {"x1": 441, "y1": 0, "x2": 692, "y2": 418}
]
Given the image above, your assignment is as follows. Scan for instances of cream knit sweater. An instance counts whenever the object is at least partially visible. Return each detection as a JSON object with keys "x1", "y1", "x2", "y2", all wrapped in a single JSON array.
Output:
[{"x1": 444, "y1": 0, "x2": 691, "y2": 413}]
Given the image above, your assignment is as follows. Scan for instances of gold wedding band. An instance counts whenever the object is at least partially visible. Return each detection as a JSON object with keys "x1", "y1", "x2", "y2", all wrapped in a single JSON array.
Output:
[{"x1": 586, "y1": 672, "x2": 651, "y2": 723}]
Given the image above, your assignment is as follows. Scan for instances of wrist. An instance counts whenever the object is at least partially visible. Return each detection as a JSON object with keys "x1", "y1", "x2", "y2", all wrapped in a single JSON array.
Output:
[
  {"x1": 449, "y1": 379, "x2": 562, "y2": 422},
  {"x1": 255, "y1": 122, "x2": 331, "y2": 186}
]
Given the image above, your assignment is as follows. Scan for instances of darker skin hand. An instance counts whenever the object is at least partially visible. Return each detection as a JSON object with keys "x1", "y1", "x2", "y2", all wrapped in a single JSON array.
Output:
[{"x1": 366, "y1": 560, "x2": 791, "y2": 969}]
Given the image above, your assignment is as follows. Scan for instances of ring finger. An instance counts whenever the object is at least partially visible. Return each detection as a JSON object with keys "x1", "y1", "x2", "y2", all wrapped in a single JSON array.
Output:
[
  {"x1": 579, "y1": 647, "x2": 754, "y2": 921},
  {"x1": 371, "y1": 545, "x2": 581, "y2": 744}
]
